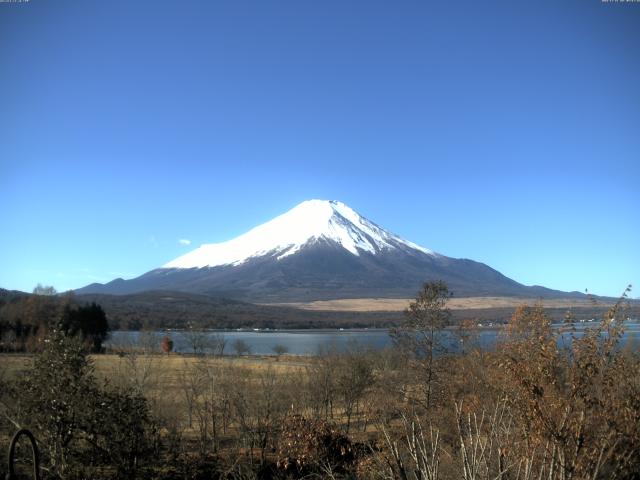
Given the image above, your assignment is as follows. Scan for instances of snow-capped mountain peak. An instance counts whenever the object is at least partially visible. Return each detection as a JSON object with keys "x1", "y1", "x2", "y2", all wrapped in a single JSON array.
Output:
[
  {"x1": 163, "y1": 199, "x2": 435, "y2": 269},
  {"x1": 76, "y1": 200, "x2": 576, "y2": 301}
]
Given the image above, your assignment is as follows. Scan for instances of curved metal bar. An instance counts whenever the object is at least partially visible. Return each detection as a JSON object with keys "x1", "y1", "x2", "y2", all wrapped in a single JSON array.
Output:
[{"x1": 6, "y1": 428, "x2": 40, "y2": 480}]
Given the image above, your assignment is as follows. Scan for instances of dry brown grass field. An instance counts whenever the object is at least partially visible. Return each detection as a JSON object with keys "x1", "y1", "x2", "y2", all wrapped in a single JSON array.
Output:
[
  {"x1": 0, "y1": 352, "x2": 310, "y2": 394},
  {"x1": 267, "y1": 296, "x2": 611, "y2": 312}
]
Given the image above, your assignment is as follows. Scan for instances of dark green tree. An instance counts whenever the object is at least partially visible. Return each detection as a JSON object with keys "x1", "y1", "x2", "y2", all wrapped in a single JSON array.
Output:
[
  {"x1": 15, "y1": 327, "x2": 97, "y2": 477},
  {"x1": 60, "y1": 302, "x2": 109, "y2": 352},
  {"x1": 84, "y1": 387, "x2": 154, "y2": 478},
  {"x1": 13, "y1": 327, "x2": 154, "y2": 478}
]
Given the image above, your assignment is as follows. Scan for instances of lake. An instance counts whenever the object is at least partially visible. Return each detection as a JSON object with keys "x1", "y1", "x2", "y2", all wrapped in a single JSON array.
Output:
[{"x1": 105, "y1": 321, "x2": 640, "y2": 356}]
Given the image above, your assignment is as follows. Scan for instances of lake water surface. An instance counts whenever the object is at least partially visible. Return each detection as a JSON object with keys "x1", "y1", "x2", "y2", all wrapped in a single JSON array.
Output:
[{"x1": 106, "y1": 321, "x2": 640, "y2": 356}]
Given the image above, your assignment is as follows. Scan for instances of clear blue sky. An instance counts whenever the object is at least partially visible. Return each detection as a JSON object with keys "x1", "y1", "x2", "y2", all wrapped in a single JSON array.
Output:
[{"x1": 1, "y1": 0, "x2": 638, "y2": 298}]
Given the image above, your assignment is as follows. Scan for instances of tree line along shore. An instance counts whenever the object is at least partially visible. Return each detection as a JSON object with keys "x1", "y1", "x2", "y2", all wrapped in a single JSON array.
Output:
[{"x1": 1, "y1": 287, "x2": 633, "y2": 351}]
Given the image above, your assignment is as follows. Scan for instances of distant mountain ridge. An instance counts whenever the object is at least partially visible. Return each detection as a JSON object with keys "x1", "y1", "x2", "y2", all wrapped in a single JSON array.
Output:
[{"x1": 77, "y1": 200, "x2": 585, "y2": 302}]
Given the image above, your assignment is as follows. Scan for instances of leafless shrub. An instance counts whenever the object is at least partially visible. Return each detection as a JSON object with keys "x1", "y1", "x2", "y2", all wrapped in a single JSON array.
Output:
[
  {"x1": 231, "y1": 367, "x2": 292, "y2": 465},
  {"x1": 377, "y1": 411, "x2": 442, "y2": 480}
]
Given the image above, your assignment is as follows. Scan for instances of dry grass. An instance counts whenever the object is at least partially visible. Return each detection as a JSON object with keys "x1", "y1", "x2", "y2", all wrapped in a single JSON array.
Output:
[
  {"x1": 0, "y1": 354, "x2": 33, "y2": 380},
  {"x1": 265, "y1": 296, "x2": 608, "y2": 312},
  {"x1": 0, "y1": 353, "x2": 310, "y2": 386}
]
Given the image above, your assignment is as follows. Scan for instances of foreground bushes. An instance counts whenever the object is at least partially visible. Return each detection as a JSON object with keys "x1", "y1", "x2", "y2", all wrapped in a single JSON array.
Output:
[
  {"x1": 6, "y1": 327, "x2": 154, "y2": 479},
  {"x1": 1, "y1": 288, "x2": 639, "y2": 479},
  {"x1": 372, "y1": 296, "x2": 640, "y2": 480}
]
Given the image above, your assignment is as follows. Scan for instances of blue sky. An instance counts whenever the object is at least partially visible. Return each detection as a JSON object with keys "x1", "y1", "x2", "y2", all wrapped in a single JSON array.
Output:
[{"x1": 1, "y1": 0, "x2": 638, "y2": 298}]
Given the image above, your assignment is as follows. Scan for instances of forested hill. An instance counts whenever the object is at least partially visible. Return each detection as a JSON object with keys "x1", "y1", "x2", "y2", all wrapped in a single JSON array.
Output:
[
  {"x1": 70, "y1": 291, "x2": 639, "y2": 330},
  {"x1": 0, "y1": 287, "x2": 396, "y2": 331},
  {"x1": 2, "y1": 288, "x2": 634, "y2": 334},
  {"x1": 74, "y1": 290, "x2": 400, "y2": 330}
]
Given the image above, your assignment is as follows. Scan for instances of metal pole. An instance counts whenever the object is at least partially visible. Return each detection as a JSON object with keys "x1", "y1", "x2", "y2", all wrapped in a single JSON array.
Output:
[{"x1": 6, "y1": 429, "x2": 40, "y2": 480}]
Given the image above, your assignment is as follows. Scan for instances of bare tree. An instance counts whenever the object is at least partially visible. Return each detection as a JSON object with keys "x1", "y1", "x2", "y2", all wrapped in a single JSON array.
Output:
[
  {"x1": 110, "y1": 329, "x2": 162, "y2": 397},
  {"x1": 210, "y1": 332, "x2": 227, "y2": 356},
  {"x1": 191, "y1": 359, "x2": 226, "y2": 455},
  {"x1": 231, "y1": 367, "x2": 291, "y2": 465},
  {"x1": 232, "y1": 338, "x2": 251, "y2": 356},
  {"x1": 184, "y1": 324, "x2": 209, "y2": 355},
  {"x1": 378, "y1": 411, "x2": 442, "y2": 480},
  {"x1": 335, "y1": 345, "x2": 374, "y2": 434},
  {"x1": 305, "y1": 346, "x2": 338, "y2": 421},
  {"x1": 138, "y1": 329, "x2": 160, "y2": 353},
  {"x1": 177, "y1": 359, "x2": 203, "y2": 429},
  {"x1": 32, "y1": 283, "x2": 57, "y2": 296},
  {"x1": 391, "y1": 280, "x2": 451, "y2": 409},
  {"x1": 453, "y1": 318, "x2": 480, "y2": 355},
  {"x1": 272, "y1": 344, "x2": 288, "y2": 359}
]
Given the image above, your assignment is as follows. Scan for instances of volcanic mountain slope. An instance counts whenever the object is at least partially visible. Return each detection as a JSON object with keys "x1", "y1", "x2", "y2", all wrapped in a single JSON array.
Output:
[{"x1": 77, "y1": 200, "x2": 582, "y2": 302}]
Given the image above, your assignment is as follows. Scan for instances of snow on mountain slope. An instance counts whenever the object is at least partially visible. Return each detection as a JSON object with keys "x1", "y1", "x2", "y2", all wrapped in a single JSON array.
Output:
[
  {"x1": 163, "y1": 200, "x2": 436, "y2": 269},
  {"x1": 76, "y1": 199, "x2": 583, "y2": 301}
]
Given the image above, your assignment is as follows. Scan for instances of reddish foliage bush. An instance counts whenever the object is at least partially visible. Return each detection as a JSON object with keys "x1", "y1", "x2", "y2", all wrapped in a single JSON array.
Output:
[
  {"x1": 161, "y1": 335, "x2": 174, "y2": 354},
  {"x1": 276, "y1": 414, "x2": 357, "y2": 477}
]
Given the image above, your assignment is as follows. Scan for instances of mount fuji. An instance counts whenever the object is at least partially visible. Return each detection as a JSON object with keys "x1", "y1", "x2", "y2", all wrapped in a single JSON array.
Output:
[{"x1": 77, "y1": 200, "x2": 577, "y2": 302}]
